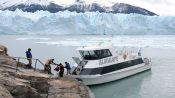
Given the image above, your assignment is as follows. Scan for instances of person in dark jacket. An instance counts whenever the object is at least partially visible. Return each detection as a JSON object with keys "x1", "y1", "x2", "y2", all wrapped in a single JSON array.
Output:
[
  {"x1": 65, "y1": 62, "x2": 71, "y2": 75},
  {"x1": 59, "y1": 63, "x2": 64, "y2": 77},
  {"x1": 25, "y1": 48, "x2": 32, "y2": 68}
]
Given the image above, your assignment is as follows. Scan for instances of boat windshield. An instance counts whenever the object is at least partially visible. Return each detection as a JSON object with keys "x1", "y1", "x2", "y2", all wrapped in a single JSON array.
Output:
[{"x1": 79, "y1": 49, "x2": 112, "y2": 60}]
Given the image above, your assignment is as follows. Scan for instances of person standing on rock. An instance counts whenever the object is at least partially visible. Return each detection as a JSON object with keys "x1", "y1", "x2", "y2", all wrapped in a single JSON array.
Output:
[
  {"x1": 44, "y1": 59, "x2": 57, "y2": 74},
  {"x1": 25, "y1": 48, "x2": 32, "y2": 68},
  {"x1": 0, "y1": 45, "x2": 8, "y2": 56}
]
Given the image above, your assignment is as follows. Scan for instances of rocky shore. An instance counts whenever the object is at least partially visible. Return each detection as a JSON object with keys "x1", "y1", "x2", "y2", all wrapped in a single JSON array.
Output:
[{"x1": 0, "y1": 45, "x2": 94, "y2": 98}]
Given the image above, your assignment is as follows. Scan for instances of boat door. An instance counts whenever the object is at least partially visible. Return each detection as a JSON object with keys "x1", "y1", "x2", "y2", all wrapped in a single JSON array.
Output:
[{"x1": 72, "y1": 57, "x2": 87, "y2": 75}]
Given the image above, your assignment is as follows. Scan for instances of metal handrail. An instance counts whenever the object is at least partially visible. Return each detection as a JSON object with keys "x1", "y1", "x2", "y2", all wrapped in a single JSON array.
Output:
[{"x1": 13, "y1": 57, "x2": 45, "y2": 72}]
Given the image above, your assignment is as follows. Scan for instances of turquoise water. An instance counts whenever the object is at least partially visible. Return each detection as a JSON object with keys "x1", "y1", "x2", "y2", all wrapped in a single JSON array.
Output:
[
  {"x1": 90, "y1": 57, "x2": 175, "y2": 98},
  {"x1": 89, "y1": 46, "x2": 175, "y2": 98},
  {"x1": 1, "y1": 35, "x2": 175, "y2": 98}
]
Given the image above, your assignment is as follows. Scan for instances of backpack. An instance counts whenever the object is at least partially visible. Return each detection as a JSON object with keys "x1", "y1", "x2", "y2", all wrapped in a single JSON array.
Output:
[{"x1": 54, "y1": 66, "x2": 59, "y2": 72}]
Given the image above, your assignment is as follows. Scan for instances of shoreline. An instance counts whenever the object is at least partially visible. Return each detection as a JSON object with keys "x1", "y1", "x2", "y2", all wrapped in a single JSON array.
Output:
[{"x1": 0, "y1": 44, "x2": 95, "y2": 98}]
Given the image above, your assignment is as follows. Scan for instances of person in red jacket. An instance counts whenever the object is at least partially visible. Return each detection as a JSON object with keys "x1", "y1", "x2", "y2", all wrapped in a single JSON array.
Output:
[{"x1": 59, "y1": 63, "x2": 64, "y2": 77}]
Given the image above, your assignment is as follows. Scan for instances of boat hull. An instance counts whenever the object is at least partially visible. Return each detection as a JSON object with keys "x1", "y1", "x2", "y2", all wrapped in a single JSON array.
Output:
[{"x1": 72, "y1": 63, "x2": 151, "y2": 85}]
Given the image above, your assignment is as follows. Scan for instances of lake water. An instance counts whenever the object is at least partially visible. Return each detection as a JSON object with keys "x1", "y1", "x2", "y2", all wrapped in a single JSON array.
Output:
[{"x1": 1, "y1": 35, "x2": 175, "y2": 98}]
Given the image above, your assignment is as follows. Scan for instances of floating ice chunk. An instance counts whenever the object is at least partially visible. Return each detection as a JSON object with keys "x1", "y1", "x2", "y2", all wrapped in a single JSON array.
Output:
[{"x1": 16, "y1": 37, "x2": 51, "y2": 40}]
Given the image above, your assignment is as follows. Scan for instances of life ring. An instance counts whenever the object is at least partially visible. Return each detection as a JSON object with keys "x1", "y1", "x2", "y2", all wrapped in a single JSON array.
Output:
[
  {"x1": 123, "y1": 54, "x2": 127, "y2": 60},
  {"x1": 144, "y1": 58, "x2": 150, "y2": 65}
]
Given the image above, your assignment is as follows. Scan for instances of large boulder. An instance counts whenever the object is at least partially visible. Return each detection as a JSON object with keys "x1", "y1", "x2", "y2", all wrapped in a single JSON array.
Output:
[
  {"x1": 11, "y1": 85, "x2": 40, "y2": 98},
  {"x1": 0, "y1": 45, "x2": 8, "y2": 56},
  {"x1": 0, "y1": 85, "x2": 14, "y2": 98},
  {"x1": 0, "y1": 72, "x2": 40, "y2": 98}
]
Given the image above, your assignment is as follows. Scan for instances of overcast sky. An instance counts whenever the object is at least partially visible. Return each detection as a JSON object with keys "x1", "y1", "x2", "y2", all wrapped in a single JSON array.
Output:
[{"x1": 49, "y1": 0, "x2": 175, "y2": 16}]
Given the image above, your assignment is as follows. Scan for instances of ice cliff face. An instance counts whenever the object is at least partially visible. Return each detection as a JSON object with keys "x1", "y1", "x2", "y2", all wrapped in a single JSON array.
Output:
[
  {"x1": 0, "y1": 0, "x2": 174, "y2": 35},
  {"x1": 0, "y1": 10, "x2": 174, "y2": 35},
  {"x1": 0, "y1": 0, "x2": 157, "y2": 16}
]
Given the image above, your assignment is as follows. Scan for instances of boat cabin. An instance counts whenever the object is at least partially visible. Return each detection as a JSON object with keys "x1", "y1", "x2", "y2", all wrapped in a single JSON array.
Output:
[{"x1": 77, "y1": 46, "x2": 116, "y2": 61}]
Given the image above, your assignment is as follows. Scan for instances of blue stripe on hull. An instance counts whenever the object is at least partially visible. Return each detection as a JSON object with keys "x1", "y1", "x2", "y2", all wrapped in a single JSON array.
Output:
[{"x1": 79, "y1": 58, "x2": 144, "y2": 75}]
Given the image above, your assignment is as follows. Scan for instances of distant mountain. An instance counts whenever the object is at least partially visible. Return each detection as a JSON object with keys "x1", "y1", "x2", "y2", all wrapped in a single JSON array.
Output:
[
  {"x1": 2, "y1": 3, "x2": 65, "y2": 13},
  {"x1": 0, "y1": 0, "x2": 157, "y2": 16},
  {"x1": 66, "y1": 3, "x2": 106, "y2": 13},
  {"x1": 111, "y1": 3, "x2": 156, "y2": 16}
]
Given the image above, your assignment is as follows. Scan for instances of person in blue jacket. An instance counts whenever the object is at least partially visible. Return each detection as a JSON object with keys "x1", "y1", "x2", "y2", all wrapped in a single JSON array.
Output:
[
  {"x1": 65, "y1": 62, "x2": 71, "y2": 75},
  {"x1": 25, "y1": 48, "x2": 32, "y2": 68}
]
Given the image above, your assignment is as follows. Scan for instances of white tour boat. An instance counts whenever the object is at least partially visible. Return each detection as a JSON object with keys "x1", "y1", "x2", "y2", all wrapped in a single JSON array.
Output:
[{"x1": 71, "y1": 46, "x2": 151, "y2": 85}]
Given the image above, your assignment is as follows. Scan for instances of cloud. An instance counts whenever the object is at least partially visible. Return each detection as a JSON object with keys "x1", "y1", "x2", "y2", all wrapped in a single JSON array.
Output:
[{"x1": 48, "y1": 0, "x2": 75, "y2": 5}]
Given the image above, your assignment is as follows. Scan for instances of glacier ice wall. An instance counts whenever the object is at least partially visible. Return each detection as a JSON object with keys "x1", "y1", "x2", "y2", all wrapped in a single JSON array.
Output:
[{"x1": 0, "y1": 10, "x2": 175, "y2": 35}]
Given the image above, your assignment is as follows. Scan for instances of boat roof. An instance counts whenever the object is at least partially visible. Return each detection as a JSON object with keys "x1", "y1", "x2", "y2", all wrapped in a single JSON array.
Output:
[{"x1": 77, "y1": 46, "x2": 113, "y2": 51}]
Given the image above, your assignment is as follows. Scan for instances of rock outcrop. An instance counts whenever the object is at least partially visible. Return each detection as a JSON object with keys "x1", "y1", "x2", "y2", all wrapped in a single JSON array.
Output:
[
  {"x1": 0, "y1": 44, "x2": 94, "y2": 98},
  {"x1": 0, "y1": 45, "x2": 8, "y2": 56}
]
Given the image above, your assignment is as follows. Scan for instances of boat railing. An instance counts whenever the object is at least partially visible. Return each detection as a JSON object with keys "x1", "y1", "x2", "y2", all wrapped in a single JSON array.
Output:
[{"x1": 12, "y1": 57, "x2": 45, "y2": 72}]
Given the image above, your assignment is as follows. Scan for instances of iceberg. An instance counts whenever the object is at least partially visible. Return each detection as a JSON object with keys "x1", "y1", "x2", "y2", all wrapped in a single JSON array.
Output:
[{"x1": 0, "y1": 10, "x2": 175, "y2": 35}]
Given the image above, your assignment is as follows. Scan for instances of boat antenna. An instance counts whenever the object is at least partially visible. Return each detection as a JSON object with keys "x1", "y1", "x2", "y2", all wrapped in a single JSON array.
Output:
[
  {"x1": 138, "y1": 47, "x2": 142, "y2": 56},
  {"x1": 122, "y1": 46, "x2": 126, "y2": 54}
]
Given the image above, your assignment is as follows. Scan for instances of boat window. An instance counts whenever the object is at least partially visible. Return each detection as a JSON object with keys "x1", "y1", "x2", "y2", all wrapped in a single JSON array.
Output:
[
  {"x1": 94, "y1": 49, "x2": 112, "y2": 59},
  {"x1": 79, "y1": 49, "x2": 112, "y2": 60}
]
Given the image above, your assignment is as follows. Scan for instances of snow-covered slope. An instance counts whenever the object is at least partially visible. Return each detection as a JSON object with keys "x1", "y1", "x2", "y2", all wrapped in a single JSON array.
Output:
[
  {"x1": 0, "y1": 0, "x2": 157, "y2": 16},
  {"x1": 0, "y1": 10, "x2": 174, "y2": 35},
  {"x1": 0, "y1": 0, "x2": 50, "y2": 8}
]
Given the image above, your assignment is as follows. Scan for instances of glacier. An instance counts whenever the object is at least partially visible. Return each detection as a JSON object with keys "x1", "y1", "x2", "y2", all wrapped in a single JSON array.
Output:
[{"x1": 0, "y1": 10, "x2": 175, "y2": 35}]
